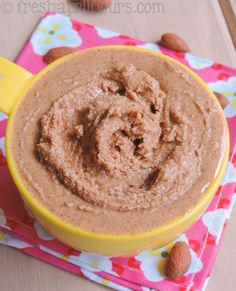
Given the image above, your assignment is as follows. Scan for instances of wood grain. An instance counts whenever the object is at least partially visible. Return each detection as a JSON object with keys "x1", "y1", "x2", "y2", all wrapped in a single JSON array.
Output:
[
  {"x1": 0, "y1": 0, "x2": 235, "y2": 66},
  {"x1": 0, "y1": 245, "x2": 108, "y2": 291},
  {"x1": 219, "y1": 0, "x2": 236, "y2": 48},
  {"x1": 229, "y1": 0, "x2": 236, "y2": 16},
  {"x1": 0, "y1": 1, "x2": 235, "y2": 290}
]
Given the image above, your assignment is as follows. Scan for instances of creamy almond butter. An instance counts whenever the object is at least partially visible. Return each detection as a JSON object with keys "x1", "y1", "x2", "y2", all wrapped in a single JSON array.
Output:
[{"x1": 11, "y1": 48, "x2": 226, "y2": 234}]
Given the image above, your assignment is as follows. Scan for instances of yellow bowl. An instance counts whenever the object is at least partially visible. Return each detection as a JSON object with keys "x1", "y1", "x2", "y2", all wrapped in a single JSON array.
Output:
[{"x1": 0, "y1": 46, "x2": 229, "y2": 256}]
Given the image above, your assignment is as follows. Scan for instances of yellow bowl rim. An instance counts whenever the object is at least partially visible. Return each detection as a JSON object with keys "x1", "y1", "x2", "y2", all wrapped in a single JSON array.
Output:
[{"x1": 5, "y1": 45, "x2": 230, "y2": 241}]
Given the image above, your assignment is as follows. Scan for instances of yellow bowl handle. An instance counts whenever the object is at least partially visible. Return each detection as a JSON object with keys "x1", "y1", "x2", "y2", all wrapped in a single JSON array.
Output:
[{"x1": 0, "y1": 57, "x2": 33, "y2": 115}]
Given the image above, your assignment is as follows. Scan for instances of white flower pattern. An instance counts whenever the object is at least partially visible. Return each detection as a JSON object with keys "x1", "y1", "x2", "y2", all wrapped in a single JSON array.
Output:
[
  {"x1": 202, "y1": 209, "x2": 228, "y2": 238},
  {"x1": 94, "y1": 27, "x2": 120, "y2": 38},
  {"x1": 136, "y1": 234, "x2": 203, "y2": 282},
  {"x1": 0, "y1": 231, "x2": 32, "y2": 249},
  {"x1": 0, "y1": 138, "x2": 5, "y2": 156},
  {"x1": 31, "y1": 14, "x2": 82, "y2": 55},
  {"x1": 221, "y1": 162, "x2": 236, "y2": 185},
  {"x1": 34, "y1": 221, "x2": 54, "y2": 240},
  {"x1": 72, "y1": 252, "x2": 114, "y2": 273},
  {"x1": 0, "y1": 209, "x2": 6, "y2": 227}
]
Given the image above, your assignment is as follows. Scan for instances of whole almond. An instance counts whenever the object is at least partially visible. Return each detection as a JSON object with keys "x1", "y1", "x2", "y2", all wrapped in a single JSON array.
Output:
[
  {"x1": 165, "y1": 241, "x2": 191, "y2": 278},
  {"x1": 43, "y1": 47, "x2": 77, "y2": 64},
  {"x1": 160, "y1": 33, "x2": 190, "y2": 52},
  {"x1": 214, "y1": 92, "x2": 229, "y2": 109},
  {"x1": 75, "y1": 0, "x2": 112, "y2": 11}
]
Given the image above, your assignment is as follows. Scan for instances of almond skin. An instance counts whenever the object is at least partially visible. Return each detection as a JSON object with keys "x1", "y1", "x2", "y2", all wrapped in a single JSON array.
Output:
[
  {"x1": 160, "y1": 33, "x2": 190, "y2": 52},
  {"x1": 165, "y1": 241, "x2": 191, "y2": 278},
  {"x1": 214, "y1": 92, "x2": 229, "y2": 109},
  {"x1": 43, "y1": 47, "x2": 77, "y2": 64},
  {"x1": 75, "y1": 0, "x2": 112, "y2": 11}
]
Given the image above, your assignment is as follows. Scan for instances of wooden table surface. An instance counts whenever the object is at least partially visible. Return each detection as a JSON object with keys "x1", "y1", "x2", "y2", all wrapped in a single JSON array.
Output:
[{"x1": 0, "y1": 0, "x2": 236, "y2": 290}]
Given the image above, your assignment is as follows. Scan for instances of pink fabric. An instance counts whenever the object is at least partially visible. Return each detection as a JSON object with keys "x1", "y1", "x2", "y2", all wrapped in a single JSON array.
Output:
[{"x1": 0, "y1": 12, "x2": 236, "y2": 291}]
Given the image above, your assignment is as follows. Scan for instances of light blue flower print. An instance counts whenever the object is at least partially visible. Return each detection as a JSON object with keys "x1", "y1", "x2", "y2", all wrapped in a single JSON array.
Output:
[
  {"x1": 0, "y1": 138, "x2": 5, "y2": 156},
  {"x1": 0, "y1": 112, "x2": 7, "y2": 121},
  {"x1": 136, "y1": 43, "x2": 161, "y2": 52},
  {"x1": 185, "y1": 53, "x2": 214, "y2": 70},
  {"x1": 0, "y1": 231, "x2": 32, "y2": 249},
  {"x1": 31, "y1": 14, "x2": 82, "y2": 55}
]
